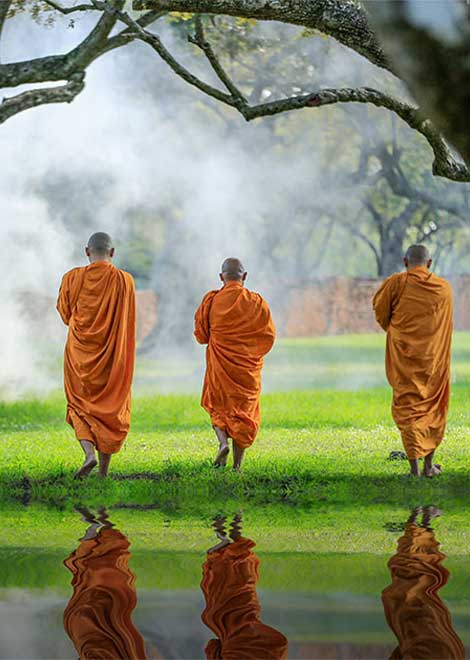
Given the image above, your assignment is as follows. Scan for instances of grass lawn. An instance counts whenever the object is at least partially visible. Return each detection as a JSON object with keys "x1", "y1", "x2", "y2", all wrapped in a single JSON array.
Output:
[{"x1": 1, "y1": 332, "x2": 470, "y2": 509}]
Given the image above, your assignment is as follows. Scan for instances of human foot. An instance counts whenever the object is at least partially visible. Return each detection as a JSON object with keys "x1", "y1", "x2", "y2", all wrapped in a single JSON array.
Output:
[
  {"x1": 424, "y1": 464, "x2": 442, "y2": 478},
  {"x1": 422, "y1": 505, "x2": 443, "y2": 526},
  {"x1": 74, "y1": 456, "x2": 97, "y2": 479},
  {"x1": 214, "y1": 443, "x2": 229, "y2": 467}
]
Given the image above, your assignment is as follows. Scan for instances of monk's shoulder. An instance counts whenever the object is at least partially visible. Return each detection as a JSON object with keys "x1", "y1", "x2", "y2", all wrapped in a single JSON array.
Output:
[
  {"x1": 384, "y1": 272, "x2": 405, "y2": 288},
  {"x1": 432, "y1": 273, "x2": 452, "y2": 296},
  {"x1": 201, "y1": 289, "x2": 219, "y2": 303},
  {"x1": 246, "y1": 289, "x2": 271, "y2": 309},
  {"x1": 116, "y1": 268, "x2": 135, "y2": 289},
  {"x1": 61, "y1": 266, "x2": 85, "y2": 285}
]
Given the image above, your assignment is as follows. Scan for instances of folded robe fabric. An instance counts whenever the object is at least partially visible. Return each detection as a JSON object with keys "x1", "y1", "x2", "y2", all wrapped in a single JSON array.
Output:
[
  {"x1": 63, "y1": 527, "x2": 147, "y2": 660},
  {"x1": 57, "y1": 261, "x2": 136, "y2": 454},
  {"x1": 194, "y1": 281, "x2": 275, "y2": 448},
  {"x1": 373, "y1": 266, "x2": 453, "y2": 459},
  {"x1": 201, "y1": 537, "x2": 288, "y2": 660},
  {"x1": 382, "y1": 522, "x2": 464, "y2": 660}
]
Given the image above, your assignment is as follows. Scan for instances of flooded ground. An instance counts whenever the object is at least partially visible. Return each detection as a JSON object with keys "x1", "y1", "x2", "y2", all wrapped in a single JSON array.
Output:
[{"x1": 1, "y1": 505, "x2": 469, "y2": 659}]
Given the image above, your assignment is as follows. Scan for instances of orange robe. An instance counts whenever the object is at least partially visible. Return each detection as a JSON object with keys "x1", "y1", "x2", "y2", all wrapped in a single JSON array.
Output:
[
  {"x1": 194, "y1": 281, "x2": 275, "y2": 448},
  {"x1": 63, "y1": 527, "x2": 147, "y2": 660},
  {"x1": 57, "y1": 261, "x2": 136, "y2": 454},
  {"x1": 373, "y1": 266, "x2": 453, "y2": 459},
  {"x1": 382, "y1": 522, "x2": 464, "y2": 659},
  {"x1": 201, "y1": 537, "x2": 288, "y2": 659}
]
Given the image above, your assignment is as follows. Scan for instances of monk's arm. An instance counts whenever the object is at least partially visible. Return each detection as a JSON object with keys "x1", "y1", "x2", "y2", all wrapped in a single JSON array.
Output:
[
  {"x1": 56, "y1": 275, "x2": 71, "y2": 325},
  {"x1": 373, "y1": 276, "x2": 399, "y2": 331},
  {"x1": 194, "y1": 292, "x2": 217, "y2": 344},
  {"x1": 260, "y1": 300, "x2": 276, "y2": 355}
]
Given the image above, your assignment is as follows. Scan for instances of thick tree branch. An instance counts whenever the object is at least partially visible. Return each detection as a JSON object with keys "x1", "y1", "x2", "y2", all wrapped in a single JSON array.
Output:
[
  {"x1": 133, "y1": 0, "x2": 392, "y2": 73},
  {"x1": 0, "y1": 0, "x2": 125, "y2": 88},
  {"x1": 0, "y1": 0, "x2": 12, "y2": 43},
  {"x1": 43, "y1": 1, "x2": 96, "y2": 13},
  {"x1": 99, "y1": 5, "x2": 470, "y2": 183},
  {"x1": 0, "y1": 71, "x2": 85, "y2": 125}
]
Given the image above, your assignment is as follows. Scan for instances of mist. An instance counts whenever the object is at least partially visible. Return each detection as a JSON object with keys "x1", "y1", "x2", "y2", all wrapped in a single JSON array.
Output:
[{"x1": 0, "y1": 9, "x2": 434, "y2": 395}]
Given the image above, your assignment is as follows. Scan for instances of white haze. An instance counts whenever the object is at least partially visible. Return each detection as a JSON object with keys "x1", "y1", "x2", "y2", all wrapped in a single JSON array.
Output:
[{"x1": 0, "y1": 10, "x2": 401, "y2": 396}]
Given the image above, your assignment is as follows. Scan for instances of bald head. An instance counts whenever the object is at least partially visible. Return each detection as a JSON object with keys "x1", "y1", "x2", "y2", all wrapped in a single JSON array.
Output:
[
  {"x1": 86, "y1": 232, "x2": 115, "y2": 262},
  {"x1": 404, "y1": 244, "x2": 432, "y2": 270},
  {"x1": 220, "y1": 257, "x2": 247, "y2": 284}
]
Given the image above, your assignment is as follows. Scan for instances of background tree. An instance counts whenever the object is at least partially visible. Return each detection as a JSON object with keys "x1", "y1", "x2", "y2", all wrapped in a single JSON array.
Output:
[{"x1": 1, "y1": 0, "x2": 469, "y2": 183}]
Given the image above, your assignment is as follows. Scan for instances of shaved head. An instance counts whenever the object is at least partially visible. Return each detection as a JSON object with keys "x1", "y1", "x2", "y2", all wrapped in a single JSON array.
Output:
[
  {"x1": 404, "y1": 244, "x2": 431, "y2": 267},
  {"x1": 220, "y1": 257, "x2": 246, "y2": 283},
  {"x1": 86, "y1": 232, "x2": 115, "y2": 263}
]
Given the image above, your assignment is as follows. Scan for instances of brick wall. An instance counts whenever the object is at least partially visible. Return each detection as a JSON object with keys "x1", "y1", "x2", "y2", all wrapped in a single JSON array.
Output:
[{"x1": 136, "y1": 275, "x2": 470, "y2": 339}]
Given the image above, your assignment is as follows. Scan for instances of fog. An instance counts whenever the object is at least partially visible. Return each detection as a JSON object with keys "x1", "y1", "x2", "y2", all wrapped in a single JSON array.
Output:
[{"x1": 0, "y1": 8, "x2": 434, "y2": 395}]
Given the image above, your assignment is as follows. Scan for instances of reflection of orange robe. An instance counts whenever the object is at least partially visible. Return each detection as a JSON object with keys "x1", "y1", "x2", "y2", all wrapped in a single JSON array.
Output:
[
  {"x1": 382, "y1": 523, "x2": 464, "y2": 659},
  {"x1": 64, "y1": 527, "x2": 146, "y2": 660},
  {"x1": 201, "y1": 537, "x2": 288, "y2": 659},
  {"x1": 57, "y1": 261, "x2": 136, "y2": 454},
  {"x1": 194, "y1": 282, "x2": 275, "y2": 448},
  {"x1": 373, "y1": 266, "x2": 453, "y2": 459}
]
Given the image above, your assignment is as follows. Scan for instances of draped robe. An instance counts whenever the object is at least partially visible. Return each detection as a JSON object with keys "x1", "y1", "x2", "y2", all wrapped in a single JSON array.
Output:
[
  {"x1": 382, "y1": 522, "x2": 464, "y2": 659},
  {"x1": 373, "y1": 266, "x2": 453, "y2": 459},
  {"x1": 57, "y1": 261, "x2": 136, "y2": 454},
  {"x1": 201, "y1": 537, "x2": 288, "y2": 659},
  {"x1": 194, "y1": 281, "x2": 275, "y2": 448},
  {"x1": 63, "y1": 527, "x2": 147, "y2": 660}
]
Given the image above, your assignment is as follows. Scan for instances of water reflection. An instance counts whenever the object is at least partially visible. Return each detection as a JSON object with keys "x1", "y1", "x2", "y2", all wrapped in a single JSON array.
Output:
[
  {"x1": 63, "y1": 507, "x2": 147, "y2": 660},
  {"x1": 382, "y1": 506, "x2": 465, "y2": 660},
  {"x1": 201, "y1": 513, "x2": 288, "y2": 659}
]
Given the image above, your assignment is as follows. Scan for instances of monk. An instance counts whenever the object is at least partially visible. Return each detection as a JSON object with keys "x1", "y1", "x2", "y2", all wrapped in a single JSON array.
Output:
[
  {"x1": 382, "y1": 506, "x2": 464, "y2": 659},
  {"x1": 201, "y1": 514, "x2": 288, "y2": 660},
  {"x1": 373, "y1": 245, "x2": 453, "y2": 477},
  {"x1": 64, "y1": 507, "x2": 147, "y2": 660},
  {"x1": 57, "y1": 232, "x2": 136, "y2": 479},
  {"x1": 194, "y1": 258, "x2": 275, "y2": 471}
]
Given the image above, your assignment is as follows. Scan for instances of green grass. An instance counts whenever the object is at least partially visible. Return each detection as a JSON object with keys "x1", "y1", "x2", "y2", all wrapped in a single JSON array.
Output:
[{"x1": 2, "y1": 333, "x2": 470, "y2": 508}]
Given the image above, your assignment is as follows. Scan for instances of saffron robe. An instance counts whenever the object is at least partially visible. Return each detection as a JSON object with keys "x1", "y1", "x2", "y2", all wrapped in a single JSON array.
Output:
[
  {"x1": 373, "y1": 266, "x2": 453, "y2": 459},
  {"x1": 63, "y1": 527, "x2": 147, "y2": 660},
  {"x1": 382, "y1": 522, "x2": 464, "y2": 659},
  {"x1": 57, "y1": 261, "x2": 136, "y2": 454},
  {"x1": 201, "y1": 537, "x2": 288, "y2": 659},
  {"x1": 194, "y1": 281, "x2": 275, "y2": 448}
]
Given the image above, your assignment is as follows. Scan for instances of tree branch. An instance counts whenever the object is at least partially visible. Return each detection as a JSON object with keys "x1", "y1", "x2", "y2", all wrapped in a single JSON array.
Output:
[
  {"x1": 92, "y1": 1, "x2": 233, "y2": 103},
  {"x1": 98, "y1": 5, "x2": 470, "y2": 183},
  {"x1": 0, "y1": 0, "x2": 125, "y2": 88},
  {"x1": 42, "y1": 0, "x2": 96, "y2": 13},
  {"x1": 188, "y1": 15, "x2": 246, "y2": 106},
  {"x1": 133, "y1": 0, "x2": 392, "y2": 73},
  {"x1": 0, "y1": 0, "x2": 12, "y2": 46},
  {"x1": 0, "y1": 71, "x2": 85, "y2": 125}
]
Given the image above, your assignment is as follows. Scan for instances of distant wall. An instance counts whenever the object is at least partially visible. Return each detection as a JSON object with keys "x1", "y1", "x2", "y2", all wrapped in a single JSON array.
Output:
[{"x1": 136, "y1": 275, "x2": 470, "y2": 339}]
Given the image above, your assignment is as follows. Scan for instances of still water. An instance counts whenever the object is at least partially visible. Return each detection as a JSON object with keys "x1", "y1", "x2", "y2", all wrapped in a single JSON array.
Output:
[{"x1": 0, "y1": 506, "x2": 468, "y2": 659}]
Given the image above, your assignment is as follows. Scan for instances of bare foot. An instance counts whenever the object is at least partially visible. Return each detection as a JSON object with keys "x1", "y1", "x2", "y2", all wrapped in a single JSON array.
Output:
[
  {"x1": 74, "y1": 456, "x2": 97, "y2": 479},
  {"x1": 424, "y1": 464, "x2": 442, "y2": 478},
  {"x1": 422, "y1": 505, "x2": 443, "y2": 527},
  {"x1": 214, "y1": 443, "x2": 229, "y2": 467}
]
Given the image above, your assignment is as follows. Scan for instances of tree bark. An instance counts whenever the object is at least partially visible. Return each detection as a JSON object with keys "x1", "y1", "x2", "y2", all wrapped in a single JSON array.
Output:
[
  {"x1": 133, "y1": 0, "x2": 392, "y2": 71},
  {"x1": 364, "y1": 0, "x2": 470, "y2": 166}
]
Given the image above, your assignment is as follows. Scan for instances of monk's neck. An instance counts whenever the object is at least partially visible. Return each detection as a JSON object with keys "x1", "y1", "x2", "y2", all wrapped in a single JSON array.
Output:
[
  {"x1": 88, "y1": 258, "x2": 113, "y2": 265},
  {"x1": 223, "y1": 280, "x2": 243, "y2": 288},
  {"x1": 406, "y1": 265, "x2": 430, "y2": 274}
]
